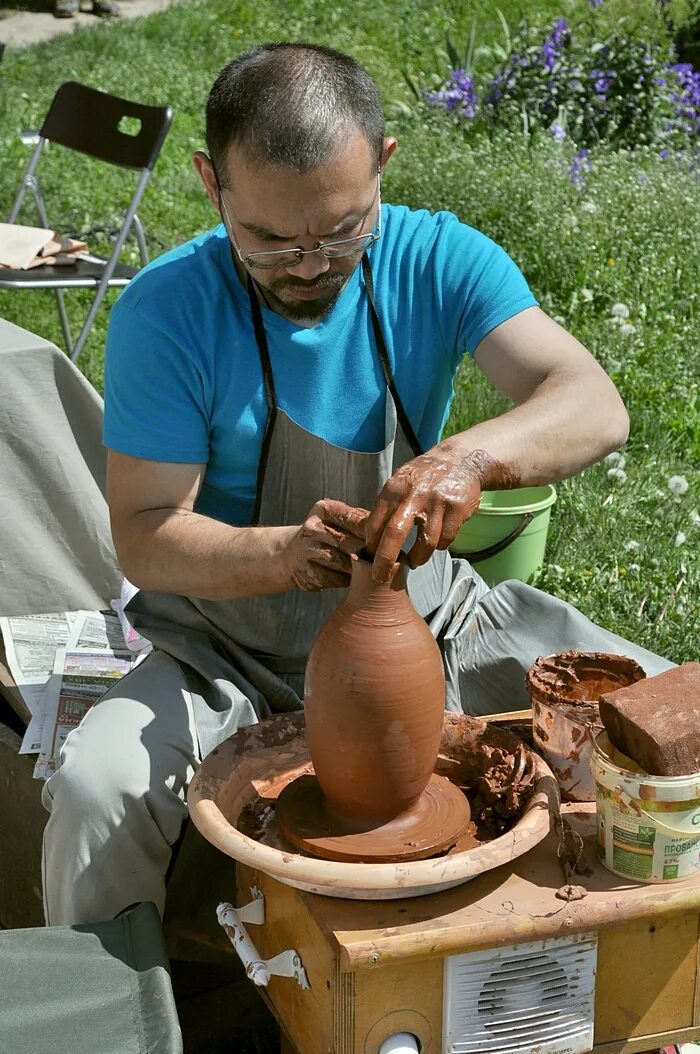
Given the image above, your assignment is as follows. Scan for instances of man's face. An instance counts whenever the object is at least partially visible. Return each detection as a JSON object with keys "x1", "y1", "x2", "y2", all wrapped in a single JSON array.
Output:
[{"x1": 202, "y1": 132, "x2": 391, "y2": 325}]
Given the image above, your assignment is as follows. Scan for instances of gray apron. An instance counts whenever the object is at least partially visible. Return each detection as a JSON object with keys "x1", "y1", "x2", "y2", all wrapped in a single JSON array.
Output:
[
  {"x1": 126, "y1": 257, "x2": 486, "y2": 756},
  {"x1": 127, "y1": 258, "x2": 672, "y2": 756}
]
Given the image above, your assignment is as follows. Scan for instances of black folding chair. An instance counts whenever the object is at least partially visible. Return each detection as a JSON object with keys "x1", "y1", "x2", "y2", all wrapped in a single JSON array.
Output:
[{"x1": 0, "y1": 81, "x2": 173, "y2": 364}]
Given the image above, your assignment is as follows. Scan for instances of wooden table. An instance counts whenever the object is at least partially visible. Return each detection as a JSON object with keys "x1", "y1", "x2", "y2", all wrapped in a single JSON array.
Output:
[{"x1": 228, "y1": 797, "x2": 700, "y2": 1054}]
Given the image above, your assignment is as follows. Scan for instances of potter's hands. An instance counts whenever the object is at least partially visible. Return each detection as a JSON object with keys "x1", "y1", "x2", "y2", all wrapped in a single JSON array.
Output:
[
  {"x1": 285, "y1": 499, "x2": 369, "y2": 592},
  {"x1": 365, "y1": 448, "x2": 486, "y2": 582}
]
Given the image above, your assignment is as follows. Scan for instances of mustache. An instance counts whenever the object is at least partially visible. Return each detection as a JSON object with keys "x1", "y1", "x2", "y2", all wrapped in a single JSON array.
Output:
[{"x1": 273, "y1": 274, "x2": 345, "y2": 293}]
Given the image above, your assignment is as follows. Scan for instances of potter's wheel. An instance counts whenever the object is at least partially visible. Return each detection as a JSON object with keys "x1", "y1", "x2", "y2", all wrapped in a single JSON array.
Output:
[
  {"x1": 275, "y1": 771, "x2": 474, "y2": 863},
  {"x1": 188, "y1": 711, "x2": 556, "y2": 900}
]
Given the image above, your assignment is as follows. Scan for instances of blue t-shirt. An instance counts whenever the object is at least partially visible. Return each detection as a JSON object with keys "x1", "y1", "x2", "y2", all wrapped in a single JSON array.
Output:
[{"x1": 104, "y1": 203, "x2": 537, "y2": 526}]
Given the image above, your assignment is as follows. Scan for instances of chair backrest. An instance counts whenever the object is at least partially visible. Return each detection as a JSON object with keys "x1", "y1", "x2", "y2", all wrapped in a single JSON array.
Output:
[{"x1": 40, "y1": 81, "x2": 173, "y2": 171}]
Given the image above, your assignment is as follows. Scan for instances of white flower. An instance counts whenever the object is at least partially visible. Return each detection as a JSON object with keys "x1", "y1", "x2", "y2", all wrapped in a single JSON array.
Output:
[
  {"x1": 691, "y1": 509, "x2": 700, "y2": 525},
  {"x1": 619, "y1": 322, "x2": 636, "y2": 336},
  {"x1": 675, "y1": 531, "x2": 687, "y2": 547},
  {"x1": 629, "y1": 563, "x2": 640, "y2": 571},
  {"x1": 607, "y1": 467, "x2": 627, "y2": 483},
  {"x1": 668, "y1": 475, "x2": 689, "y2": 496},
  {"x1": 580, "y1": 200, "x2": 598, "y2": 213},
  {"x1": 581, "y1": 288, "x2": 594, "y2": 302},
  {"x1": 611, "y1": 302, "x2": 630, "y2": 319},
  {"x1": 605, "y1": 451, "x2": 626, "y2": 467},
  {"x1": 624, "y1": 540, "x2": 640, "y2": 550}
]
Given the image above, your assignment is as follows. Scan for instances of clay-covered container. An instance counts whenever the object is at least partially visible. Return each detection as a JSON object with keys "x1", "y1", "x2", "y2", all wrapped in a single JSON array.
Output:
[
  {"x1": 304, "y1": 556, "x2": 446, "y2": 825},
  {"x1": 527, "y1": 650, "x2": 646, "y2": 801}
]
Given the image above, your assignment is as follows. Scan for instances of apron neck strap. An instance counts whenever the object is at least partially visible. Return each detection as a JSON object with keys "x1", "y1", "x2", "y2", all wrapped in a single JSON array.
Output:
[
  {"x1": 247, "y1": 275, "x2": 278, "y2": 526},
  {"x1": 361, "y1": 255, "x2": 423, "y2": 458}
]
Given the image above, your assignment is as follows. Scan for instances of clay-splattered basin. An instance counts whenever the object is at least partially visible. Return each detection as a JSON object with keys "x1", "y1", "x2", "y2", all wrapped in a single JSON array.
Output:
[{"x1": 187, "y1": 711, "x2": 556, "y2": 900}]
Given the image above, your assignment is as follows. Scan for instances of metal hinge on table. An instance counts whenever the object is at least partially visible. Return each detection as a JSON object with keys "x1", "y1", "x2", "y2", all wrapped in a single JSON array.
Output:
[{"x1": 217, "y1": 891, "x2": 310, "y2": 990}]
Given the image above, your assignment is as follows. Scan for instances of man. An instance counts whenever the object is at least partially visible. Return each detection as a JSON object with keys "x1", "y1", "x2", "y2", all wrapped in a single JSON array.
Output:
[{"x1": 42, "y1": 42, "x2": 670, "y2": 926}]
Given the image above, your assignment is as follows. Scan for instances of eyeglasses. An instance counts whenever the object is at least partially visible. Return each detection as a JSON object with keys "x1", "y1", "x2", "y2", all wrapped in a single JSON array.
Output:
[{"x1": 217, "y1": 171, "x2": 382, "y2": 271}]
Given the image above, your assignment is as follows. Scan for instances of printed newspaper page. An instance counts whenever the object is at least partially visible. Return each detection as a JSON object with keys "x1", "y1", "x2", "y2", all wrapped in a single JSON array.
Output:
[
  {"x1": 33, "y1": 610, "x2": 134, "y2": 780},
  {"x1": 0, "y1": 612, "x2": 80, "y2": 752}
]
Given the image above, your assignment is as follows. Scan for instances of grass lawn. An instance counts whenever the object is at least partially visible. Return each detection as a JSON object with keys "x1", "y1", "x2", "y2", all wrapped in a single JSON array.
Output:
[{"x1": 0, "y1": 0, "x2": 697, "y2": 664}]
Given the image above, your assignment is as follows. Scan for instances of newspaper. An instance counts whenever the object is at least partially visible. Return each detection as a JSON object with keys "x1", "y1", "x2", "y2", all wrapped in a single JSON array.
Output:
[
  {"x1": 0, "y1": 611, "x2": 81, "y2": 750},
  {"x1": 33, "y1": 610, "x2": 135, "y2": 780},
  {"x1": 0, "y1": 608, "x2": 145, "y2": 777}
]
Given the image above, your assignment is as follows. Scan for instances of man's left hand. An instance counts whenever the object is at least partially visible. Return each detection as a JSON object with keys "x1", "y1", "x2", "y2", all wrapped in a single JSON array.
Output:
[{"x1": 365, "y1": 449, "x2": 485, "y2": 582}]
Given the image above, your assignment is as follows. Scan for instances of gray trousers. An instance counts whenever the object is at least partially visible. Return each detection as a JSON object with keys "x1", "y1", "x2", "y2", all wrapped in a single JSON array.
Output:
[
  {"x1": 42, "y1": 652, "x2": 201, "y2": 926},
  {"x1": 41, "y1": 580, "x2": 672, "y2": 926}
]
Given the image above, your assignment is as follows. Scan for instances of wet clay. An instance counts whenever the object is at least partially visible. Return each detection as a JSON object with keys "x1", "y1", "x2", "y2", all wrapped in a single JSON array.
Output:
[
  {"x1": 275, "y1": 772, "x2": 475, "y2": 863},
  {"x1": 234, "y1": 712, "x2": 539, "y2": 859},
  {"x1": 526, "y1": 650, "x2": 646, "y2": 723},
  {"x1": 599, "y1": 662, "x2": 700, "y2": 776},
  {"x1": 284, "y1": 555, "x2": 471, "y2": 861}
]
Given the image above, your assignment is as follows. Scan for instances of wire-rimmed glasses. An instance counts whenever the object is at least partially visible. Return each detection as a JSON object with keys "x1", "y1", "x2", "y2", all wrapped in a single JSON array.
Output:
[{"x1": 218, "y1": 172, "x2": 382, "y2": 270}]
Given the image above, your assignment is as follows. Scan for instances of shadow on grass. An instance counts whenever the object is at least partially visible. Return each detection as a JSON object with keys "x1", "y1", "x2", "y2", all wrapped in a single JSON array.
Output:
[{"x1": 0, "y1": 1, "x2": 55, "y2": 13}]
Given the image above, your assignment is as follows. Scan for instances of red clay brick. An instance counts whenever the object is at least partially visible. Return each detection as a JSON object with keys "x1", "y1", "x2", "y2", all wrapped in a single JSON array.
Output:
[{"x1": 599, "y1": 662, "x2": 700, "y2": 776}]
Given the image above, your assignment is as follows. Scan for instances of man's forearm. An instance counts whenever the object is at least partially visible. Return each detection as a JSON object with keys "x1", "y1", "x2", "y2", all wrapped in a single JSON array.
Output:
[
  {"x1": 435, "y1": 366, "x2": 629, "y2": 489},
  {"x1": 113, "y1": 508, "x2": 297, "y2": 600}
]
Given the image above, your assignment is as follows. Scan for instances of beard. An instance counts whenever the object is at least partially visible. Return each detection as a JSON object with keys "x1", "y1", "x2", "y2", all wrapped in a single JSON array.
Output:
[{"x1": 255, "y1": 270, "x2": 350, "y2": 324}]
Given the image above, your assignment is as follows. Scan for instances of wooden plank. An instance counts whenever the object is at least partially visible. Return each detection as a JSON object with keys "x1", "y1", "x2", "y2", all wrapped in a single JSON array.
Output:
[
  {"x1": 0, "y1": 721, "x2": 45, "y2": 929},
  {"x1": 595, "y1": 913, "x2": 700, "y2": 1043},
  {"x1": 294, "y1": 805, "x2": 700, "y2": 971},
  {"x1": 0, "y1": 639, "x2": 30, "y2": 725},
  {"x1": 593, "y1": 1025, "x2": 700, "y2": 1053},
  {"x1": 352, "y1": 958, "x2": 442, "y2": 1054},
  {"x1": 236, "y1": 864, "x2": 335, "y2": 1054}
]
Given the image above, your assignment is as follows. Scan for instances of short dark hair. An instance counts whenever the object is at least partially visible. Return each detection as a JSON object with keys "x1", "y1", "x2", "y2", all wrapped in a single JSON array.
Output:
[{"x1": 206, "y1": 42, "x2": 385, "y2": 185}]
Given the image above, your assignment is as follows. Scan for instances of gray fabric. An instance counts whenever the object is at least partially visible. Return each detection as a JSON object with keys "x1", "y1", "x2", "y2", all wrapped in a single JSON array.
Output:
[
  {"x1": 0, "y1": 319, "x2": 121, "y2": 615},
  {"x1": 443, "y1": 577, "x2": 674, "y2": 716},
  {"x1": 42, "y1": 651, "x2": 199, "y2": 926},
  {"x1": 0, "y1": 901, "x2": 183, "y2": 1054}
]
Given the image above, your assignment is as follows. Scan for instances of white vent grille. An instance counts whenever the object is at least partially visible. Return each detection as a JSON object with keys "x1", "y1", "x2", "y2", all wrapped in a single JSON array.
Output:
[{"x1": 443, "y1": 932, "x2": 597, "y2": 1054}]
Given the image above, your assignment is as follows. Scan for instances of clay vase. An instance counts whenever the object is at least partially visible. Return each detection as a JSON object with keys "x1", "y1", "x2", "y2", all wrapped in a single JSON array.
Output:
[{"x1": 303, "y1": 555, "x2": 446, "y2": 827}]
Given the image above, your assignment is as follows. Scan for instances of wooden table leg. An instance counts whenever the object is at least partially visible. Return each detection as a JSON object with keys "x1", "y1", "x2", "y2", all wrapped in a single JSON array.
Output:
[{"x1": 280, "y1": 1031, "x2": 299, "y2": 1054}]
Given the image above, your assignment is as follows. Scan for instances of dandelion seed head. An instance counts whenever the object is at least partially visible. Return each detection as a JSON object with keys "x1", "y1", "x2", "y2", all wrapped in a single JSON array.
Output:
[
  {"x1": 581, "y1": 288, "x2": 594, "y2": 302},
  {"x1": 605, "y1": 451, "x2": 626, "y2": 467},
  {"x1": 675, "y1": 531, "x2": 687, "y2": 547},
  {"x1": 611, "y1": 302, "x2": 630, "y2": 318},
  {"x1": 624, "y1": 539, "x2": 640, "y2": 550},
  {"x1": 607, "y1": 467, "x2": 627, "y2": 482},
  {"x1": 668, "y1": 475, "x2": 689, "y2": 496}
]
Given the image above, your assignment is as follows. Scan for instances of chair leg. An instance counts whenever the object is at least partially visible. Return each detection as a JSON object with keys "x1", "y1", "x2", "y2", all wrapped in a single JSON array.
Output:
[
  {"x1": 71, "y1": 285, "x2": 110, "y2": 364},
  {"x1": 54, "y1": 288, "x2": 73, "y2": 356}
]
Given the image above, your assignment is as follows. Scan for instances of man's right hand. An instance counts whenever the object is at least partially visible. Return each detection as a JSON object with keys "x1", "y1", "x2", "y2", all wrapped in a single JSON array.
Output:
[{"x1": 284, "y1": 499, "x2": 369, "y2": 591}]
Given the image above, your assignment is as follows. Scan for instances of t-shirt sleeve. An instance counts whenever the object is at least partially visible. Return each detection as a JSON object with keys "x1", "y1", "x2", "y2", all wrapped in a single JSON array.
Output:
[
  {"x1": 103, "y1": 299, "x2": 210, "y2": 463},
  {"x1": 434, "y1": 214, "x2": 538, "y2": 361}
]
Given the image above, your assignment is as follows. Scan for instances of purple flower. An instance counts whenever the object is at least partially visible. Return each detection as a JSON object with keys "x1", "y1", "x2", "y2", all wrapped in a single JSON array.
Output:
[
  {"x1": 666, "y1": 62, "x2": 700, "y2": 139},
  {"x1": 569, "y1": 148, "x2": 591, "y2": 185},
  {"x1": 541, "y1": 18, "x2": 568, "y2": 70},
  {"x1": 587, "y1": 0, "x2": 605, "y2": 7},
  {"x1": 550, "y1": 122, "x2": 566, "y2": 141},
  {"x1": 590, "y1": 68, "x2": 615, "y2": 96},
  {"x1": 425, "y1": 69, "x2": 479, "y2": 120}
]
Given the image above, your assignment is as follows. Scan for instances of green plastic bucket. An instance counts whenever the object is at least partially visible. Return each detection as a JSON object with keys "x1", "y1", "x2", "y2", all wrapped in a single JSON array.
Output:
[{"x1": 450, "y1": 484, "x2": 557, "y2": 586}]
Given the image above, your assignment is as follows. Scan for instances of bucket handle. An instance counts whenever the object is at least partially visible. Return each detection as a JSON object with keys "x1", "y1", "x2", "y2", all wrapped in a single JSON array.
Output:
[
  {"x1": 618, "y1": 788, "x2": 700, "y2": 839},
  {"x1": 462, "y1": 511, "x2": 534, "y2": 564}
]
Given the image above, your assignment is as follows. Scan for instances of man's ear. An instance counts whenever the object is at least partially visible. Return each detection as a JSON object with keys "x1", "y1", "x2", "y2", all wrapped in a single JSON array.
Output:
[
  {"x1": 380, "y1": 136, "x2": 398, "y2": 174},
  {"x1": 193, "y1": 151, "x2": 220, "y2": 211}
]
